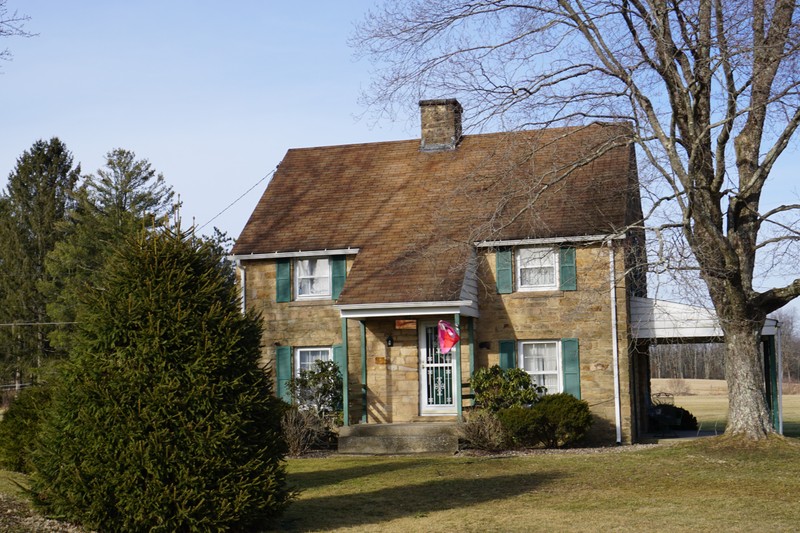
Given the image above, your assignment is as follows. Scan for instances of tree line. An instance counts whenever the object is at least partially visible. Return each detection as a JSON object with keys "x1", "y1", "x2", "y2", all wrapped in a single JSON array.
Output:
[{"x1": 0, "y1": 138, "x2": 177, "y2": 386}]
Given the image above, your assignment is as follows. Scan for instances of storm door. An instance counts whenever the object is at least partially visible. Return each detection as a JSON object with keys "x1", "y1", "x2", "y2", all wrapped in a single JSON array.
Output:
[{"x1": 418, "y1": 322, "x2": 457, "y2": 415}]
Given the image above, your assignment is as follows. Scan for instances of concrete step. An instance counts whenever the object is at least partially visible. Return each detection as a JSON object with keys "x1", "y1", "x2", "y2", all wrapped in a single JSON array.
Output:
[{"x1": 338, "y1": 423, "x2": 459, "y2": 454}]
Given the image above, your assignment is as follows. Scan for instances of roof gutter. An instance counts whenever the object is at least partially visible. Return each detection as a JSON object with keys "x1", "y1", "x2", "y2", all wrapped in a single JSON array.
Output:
[
  {"x1": 474, "y1": 233, "x2": 624, "y2": 248},
  {"x1": 230, "y1": 248, "x2": 360, "y2": 261},
  {"x1": 336, "y1": 300, "x2": 479, "y2": 319}
]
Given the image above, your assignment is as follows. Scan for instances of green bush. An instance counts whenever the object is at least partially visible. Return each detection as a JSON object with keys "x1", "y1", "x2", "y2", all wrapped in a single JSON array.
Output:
[
  {"x1": 529, "y1": 393, "x2": 593, "y2": 448},
  {"x1": 289, "y1": 359, "x2": 343, "y2": 427},
  {"x1": 649, "y1": 403, "x2": 699, "y2": 430},
  {"x1": 0, "y1": 383, "x2": 53, "y2": 473},
  {"x1": 496, "y1": 406, "x2": 539, "y2": 447},
  {"x1": 471, "y1": 365, "x2": 544, "y2": 412},
  {"x1": 458, "y1": 409, "x2": 508, "y2": 452},
  {"x1": 30, "y1": 229, "x2": 291, "y2": 532}
]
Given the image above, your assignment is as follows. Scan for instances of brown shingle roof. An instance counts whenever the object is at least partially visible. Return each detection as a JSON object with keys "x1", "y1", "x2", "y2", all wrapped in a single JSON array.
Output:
[{"x1": 233, "y1": 123, "x2": 639, "y2": 305}]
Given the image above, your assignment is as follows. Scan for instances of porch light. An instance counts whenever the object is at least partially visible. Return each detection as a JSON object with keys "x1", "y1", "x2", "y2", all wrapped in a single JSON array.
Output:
[{"x1": 386, "y1": 335, "x2": 394, "y2": 347}]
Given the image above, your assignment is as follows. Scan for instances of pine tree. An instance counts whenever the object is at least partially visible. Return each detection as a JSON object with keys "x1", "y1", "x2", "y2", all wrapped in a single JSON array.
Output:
[
  {"x1": 0, "y1": 138, "x2": 80, "y2": 383},
  {"x1": 31, "y1": 228, "x2": 290, "y2": 531},
  {"x1": 42, "y1": 148, "x2": 176, "y2": 352}
]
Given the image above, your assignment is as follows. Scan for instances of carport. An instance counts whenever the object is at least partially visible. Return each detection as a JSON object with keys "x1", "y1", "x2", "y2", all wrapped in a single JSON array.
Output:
[{"x1": 629, "y1": 297, "x2": 782, "y2": 437}]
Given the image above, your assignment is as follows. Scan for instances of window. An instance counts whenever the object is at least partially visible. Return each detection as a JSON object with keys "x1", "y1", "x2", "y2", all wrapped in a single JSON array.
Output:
[
  {"x1": 295, "y1": 258, "x2": 330, "y2": 299},
  {"x1": 516, "y1": 247, "x2": 558, "y2": 291},
  {"x1": 295, "y1": 347, "x2": 332, "y2": 375},
  {"x1": 519, "y1": 341, "x2": 561, "y2": 392}
]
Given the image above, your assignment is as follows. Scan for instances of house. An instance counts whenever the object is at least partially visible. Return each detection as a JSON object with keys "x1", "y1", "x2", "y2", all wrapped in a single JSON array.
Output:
[{"x1": 232, "y1": 99, "x2": 781, "y2": 450}]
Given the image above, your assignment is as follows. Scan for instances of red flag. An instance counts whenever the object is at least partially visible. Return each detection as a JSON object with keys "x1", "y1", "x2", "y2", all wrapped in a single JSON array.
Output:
[{"x1": 437, "y1": 320, "x2": 460, "y2": 354}]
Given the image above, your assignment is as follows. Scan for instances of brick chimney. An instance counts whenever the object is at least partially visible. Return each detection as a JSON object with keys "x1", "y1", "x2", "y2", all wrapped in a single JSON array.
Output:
[{"x1": 419, "y1": 99, "x2": 462, "y2": 151}]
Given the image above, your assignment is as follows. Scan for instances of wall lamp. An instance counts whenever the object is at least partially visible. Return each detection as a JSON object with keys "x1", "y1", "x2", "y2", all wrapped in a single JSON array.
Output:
[{"x1": 386, "y1": 335, "x2": 394, "y2": 347}]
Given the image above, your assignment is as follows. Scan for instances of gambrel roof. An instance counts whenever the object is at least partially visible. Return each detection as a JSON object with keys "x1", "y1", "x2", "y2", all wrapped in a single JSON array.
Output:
[{"x1": 232, "y1": 122, "x2": 641, "y2": 306}]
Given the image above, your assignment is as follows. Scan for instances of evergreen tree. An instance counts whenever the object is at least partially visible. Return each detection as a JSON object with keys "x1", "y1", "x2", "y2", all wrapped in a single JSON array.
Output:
[
  {"x1": 0, "y1": 138, "x2": 80, "y2": 383},
  {"x1": 31, "y1": 228, "x2": 290, "y2": 531},
  {"x1": 43, "y1": 148, "x2": 176, "y2": 352}
]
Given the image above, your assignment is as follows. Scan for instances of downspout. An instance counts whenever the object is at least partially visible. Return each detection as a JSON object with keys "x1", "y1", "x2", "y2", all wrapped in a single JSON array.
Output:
[
  {"x1": 236, "y1": 260, "x2": 246, "y2": 314},
  {"x1": 608, "y1": 243, "x2": 623, "y2": 444},
  {"x1": 341, "y1": 318, "x2": 349, "y2": 426},
  {"x1": 777, "y1": 325, "x2": 784, "y2": 435}
]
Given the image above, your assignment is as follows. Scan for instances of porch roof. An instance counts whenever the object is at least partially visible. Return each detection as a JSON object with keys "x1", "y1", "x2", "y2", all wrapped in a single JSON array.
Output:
[{"x1": 630, "y1": 296, "x2": 779, "y2": 341}]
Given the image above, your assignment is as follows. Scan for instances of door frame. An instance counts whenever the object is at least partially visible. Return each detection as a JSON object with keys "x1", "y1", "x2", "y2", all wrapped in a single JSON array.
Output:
[{"x1": 418, "y1": 321, "x2": 458, "y2": 415}]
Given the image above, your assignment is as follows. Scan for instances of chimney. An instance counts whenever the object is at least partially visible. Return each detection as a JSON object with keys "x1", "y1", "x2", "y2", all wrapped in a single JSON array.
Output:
[{"x1": 419, "y1": 99, "x2": 462, "y2": 152}]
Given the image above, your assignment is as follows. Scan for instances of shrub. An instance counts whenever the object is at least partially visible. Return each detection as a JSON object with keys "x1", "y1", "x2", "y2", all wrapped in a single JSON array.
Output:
[
  {"x1": 458, "y1": 409, "x2": 508, "y2": 452},
  {"x1": 529, "y1": 393, "x2": 593, "y2": 448},
  {"x1": 471, "y1": 365, "x2": 544, "y2": 412},
  {"x1": 288, "y1": 359, "x2": 343, "y2": 429},
  {"x1": 496, "y1": 406, "x2": 539, "y2": 448},
  {"x1": 0, "y1": 383, "x2": 53, "y2": 473},
  {"x1": 282, "y1": 405, "x2": 326, "y2": 457},
  {"x1": 30, "y1": 229, "x2": 291, "y2": 532},
  {"x1": 649, "y1": 403, "x2": 699, "y2": 431}
]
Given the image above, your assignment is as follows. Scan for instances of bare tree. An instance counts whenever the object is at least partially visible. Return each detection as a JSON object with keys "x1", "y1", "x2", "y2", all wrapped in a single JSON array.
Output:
[
  {"x1": 0, "y1": 0, "x2": 31, "y2": 64},
  {"x1": 354, "y1": 0, "x2": 800, "y2": 440}
]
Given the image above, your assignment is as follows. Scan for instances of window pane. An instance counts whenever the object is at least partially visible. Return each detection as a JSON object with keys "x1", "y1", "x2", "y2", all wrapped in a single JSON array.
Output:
[
  {"x1": 297, "y1": 348, "x2": 331, "y2": 373},
  {"x1": 517, "y1": 248, "x2": 557, "y2": 289},
  {"x1": 521, "y1": 341, "x2": 559, "y2": 392},
  {"x1": 296, "y1": 258, "x2": 331, "y2": 297}
]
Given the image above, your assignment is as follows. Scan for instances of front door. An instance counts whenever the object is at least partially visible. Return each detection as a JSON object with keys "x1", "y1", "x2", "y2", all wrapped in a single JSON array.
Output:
[{"x1": 419, "y1": 322, "x2": 457, "y2": 415}]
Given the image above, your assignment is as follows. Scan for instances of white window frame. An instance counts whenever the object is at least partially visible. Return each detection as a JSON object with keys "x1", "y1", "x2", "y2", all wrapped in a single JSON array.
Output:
[
  {"x1": 519, "y1": 340, "x2": 562, "y2": 393},
  {"x1": 515, "y1": 247, "x2": 559, "y2": 291},
  {"x1": 294, "y1": 347, "x2": 332, "y2": 376},
  {"x1": 294, "y1": 257, "x2": 331, "y2": 300}
]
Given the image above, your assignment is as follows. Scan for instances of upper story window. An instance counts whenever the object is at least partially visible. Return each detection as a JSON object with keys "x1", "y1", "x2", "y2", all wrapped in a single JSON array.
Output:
[
  {"x1": 516, "y1": 248, "x2": 558, "y2": 291},
  {"x1": 276, "y1": 255, "x2": 347, "y2": 303},
  {"x1": 295, "y1": 258, "x2": 331, "y2": 299},
  {"x1": 496, "y1": 246, "x2": 576, "y2": 294}
]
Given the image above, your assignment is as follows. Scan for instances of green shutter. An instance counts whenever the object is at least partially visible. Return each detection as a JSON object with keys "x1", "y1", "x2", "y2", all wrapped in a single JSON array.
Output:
[
  {"x1": 499, "y1": 340, "x2": 516, "y2": 369},
  {"x1": 333, "y1": 343, "x2": 346, "y2": 379},
  {"x1": 276, "y1": 258, "x2": 291, "y2": 303},
  {"x1": 276, "y1": 345, "x2": 292, "y2": 402},
  {"x1": 561, "y1": 338, "x2": 580, "y2": 398},
  {"x1": 559, "y1": 247, "x2": 577, "y2": 291},
  {"x1": 496, "y1": 248, "x2": 513, "y2": 294},
  {"x1": 333, "y1": 343, "x2": 346, "y2": 412},
  {"x1": 331, "y1": 256, "x2": 346, "y2": 300}
]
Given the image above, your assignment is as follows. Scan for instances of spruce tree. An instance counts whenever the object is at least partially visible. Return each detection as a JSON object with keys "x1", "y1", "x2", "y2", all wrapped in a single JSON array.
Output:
[
  {"x1": 0, "y1": 138, "x2": 80, "y2": 383},
  {"x1": 43, "y1": 148, "x2": 176, "y2": 352},
  {"x1": 31, "y1": 228, "x2": 290, "y2": 531}
]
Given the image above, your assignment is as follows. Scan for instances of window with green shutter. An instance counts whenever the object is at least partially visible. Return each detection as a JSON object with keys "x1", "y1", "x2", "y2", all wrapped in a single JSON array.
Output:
[{"x1": 496, "y1": 248, "x2": 513, "y2": 294}]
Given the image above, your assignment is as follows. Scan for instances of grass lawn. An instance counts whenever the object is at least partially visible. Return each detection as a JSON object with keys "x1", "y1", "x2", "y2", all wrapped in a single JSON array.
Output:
[{"x1": 268, "y1": 439, "x2": 800, "y2": 532}]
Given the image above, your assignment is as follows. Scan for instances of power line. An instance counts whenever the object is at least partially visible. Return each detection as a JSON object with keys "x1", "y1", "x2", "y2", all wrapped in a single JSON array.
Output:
[
  {"x1": 197, "y1": 168, "x2": 276, "y2": 232},
  {"x1": 0, "y1": 321, "x2": 77, "y2": 327}
]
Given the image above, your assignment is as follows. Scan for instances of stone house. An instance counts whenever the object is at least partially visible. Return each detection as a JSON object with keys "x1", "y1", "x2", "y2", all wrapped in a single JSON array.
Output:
[{"x1": 230, "y1": 99, "x2": 686, "y2": 449}]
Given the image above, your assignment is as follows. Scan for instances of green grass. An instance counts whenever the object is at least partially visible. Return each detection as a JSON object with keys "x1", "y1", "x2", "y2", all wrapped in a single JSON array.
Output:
[
  {"x1": 676, "y1": 394, "x2": 800, "y2": 437},
  {"x1": 268, "y1": 440, "x2": 800, "y2": 532}
]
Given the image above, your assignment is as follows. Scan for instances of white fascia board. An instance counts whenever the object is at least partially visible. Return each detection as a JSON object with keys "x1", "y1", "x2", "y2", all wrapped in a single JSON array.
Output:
[
  {"x1": 336, "y1": 301, "x2": 479, "y2": 319},
  {"x1": 230, "y1": 248, "x2": 360, "y2": 261},
  {"x1": 474, "y1": 234, "x2": 624, "y2": 248}
]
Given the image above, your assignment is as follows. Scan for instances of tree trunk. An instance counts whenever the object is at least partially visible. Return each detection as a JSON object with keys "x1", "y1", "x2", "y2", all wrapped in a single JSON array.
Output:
[{"x1": 724, "y1": 326, "x2": 774, "y2": 438}]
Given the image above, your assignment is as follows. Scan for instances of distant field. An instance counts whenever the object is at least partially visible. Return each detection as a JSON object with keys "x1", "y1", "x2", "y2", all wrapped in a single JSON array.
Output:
[{"x1": 651, "y1": 378, "x2": 800, "y2": 437}]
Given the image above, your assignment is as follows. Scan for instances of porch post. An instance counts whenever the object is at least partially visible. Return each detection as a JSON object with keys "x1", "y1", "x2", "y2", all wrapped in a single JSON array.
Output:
[
  {"x1": 468, "y1": 317, "x2": 475, "y2": 406},
  {"x1": 341, "y1": 318, "x2": 349, "y2": 426},
  {"x1": 454, "y1": 313, "x2": 463, "y2": 421},
  {"x1": 360, "y1": 320, "x2": 367, "y2": 423}
]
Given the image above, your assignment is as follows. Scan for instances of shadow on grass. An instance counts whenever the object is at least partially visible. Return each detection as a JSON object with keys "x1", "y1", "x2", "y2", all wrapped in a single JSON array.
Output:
[
  {"x1": 272, "y1": 468, "x2": 559, "y2": 531},
  {"x1": 287, "y1": 457, "x2": 442, "y2": 491}
]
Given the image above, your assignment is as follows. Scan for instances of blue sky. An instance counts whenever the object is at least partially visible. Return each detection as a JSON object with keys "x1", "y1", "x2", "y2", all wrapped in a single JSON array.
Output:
[
  {"x1": 1, "y1": 1, "x2": 798, "y2": 312},
  {"x1": 0, "y1": 1, "x2": 412, "y2": 239}
]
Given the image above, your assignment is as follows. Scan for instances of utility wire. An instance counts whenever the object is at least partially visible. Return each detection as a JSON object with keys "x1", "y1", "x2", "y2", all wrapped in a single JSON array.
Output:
[
  {"x1": 0, "y1": 321, "x2": 78, "y2": 327},
  {"x1": 196, "y1": 168, "x2": 276, "y2": 232}
]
